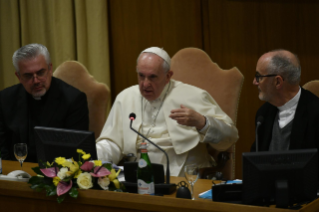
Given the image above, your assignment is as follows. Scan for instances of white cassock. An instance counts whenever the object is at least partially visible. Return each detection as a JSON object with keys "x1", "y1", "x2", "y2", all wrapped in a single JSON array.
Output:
[{"x1": 96, "y1": 80, "x2": 238, "y2": 176}]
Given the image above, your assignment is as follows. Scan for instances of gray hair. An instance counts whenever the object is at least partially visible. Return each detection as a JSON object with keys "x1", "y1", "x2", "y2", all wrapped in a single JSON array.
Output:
[
  {"x1": 136, "y1": 52, "x2": 170, "y2": 73},
  {"x1": 267, "y1": 51, "x2": 301, "y2": 85},
  {"x1": 12, "y1": 43, "x2": 51, "y2": 73}
]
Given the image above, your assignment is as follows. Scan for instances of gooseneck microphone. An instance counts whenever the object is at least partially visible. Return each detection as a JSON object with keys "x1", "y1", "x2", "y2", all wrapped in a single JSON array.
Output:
[
  {"x1": 255, "y1": 116, "x2": 264, "y2": 152},
  {"x1": 129, "y1": 113, "x2": 171, "y2": 184}
]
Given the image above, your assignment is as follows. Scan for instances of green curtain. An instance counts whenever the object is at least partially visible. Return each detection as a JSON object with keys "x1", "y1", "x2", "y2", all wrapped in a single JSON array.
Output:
[{"x1": 0, "y1": 0, "x2": 111, "y2": 99}]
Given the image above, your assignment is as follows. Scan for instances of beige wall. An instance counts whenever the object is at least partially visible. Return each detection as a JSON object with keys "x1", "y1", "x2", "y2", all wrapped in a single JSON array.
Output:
[{"x1": 108, "y1": 0, "x2": 319, "y2": 178}]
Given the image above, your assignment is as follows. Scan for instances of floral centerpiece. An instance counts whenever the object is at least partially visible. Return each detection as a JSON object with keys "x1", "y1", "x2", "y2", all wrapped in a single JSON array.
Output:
[{"x1": 28, "y1": 149, "x2": 125, "y2": 203}]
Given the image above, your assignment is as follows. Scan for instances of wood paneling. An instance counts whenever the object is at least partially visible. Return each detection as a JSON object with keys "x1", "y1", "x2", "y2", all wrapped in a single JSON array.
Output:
[
  {"x1": 108, "y1": 0, "x2": 203, "y2": 100},
  {"x1": 108, "y1": 0, "x2": 319, "y2": 179},
  {"x1": 202, "y1": 0, "x2": 319, "y2": 178}
]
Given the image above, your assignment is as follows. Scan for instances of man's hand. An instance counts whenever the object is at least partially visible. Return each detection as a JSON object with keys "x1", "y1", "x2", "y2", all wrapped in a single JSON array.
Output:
[{"x1": 169, "y1": 105, "x2": 206, "y2": 130}]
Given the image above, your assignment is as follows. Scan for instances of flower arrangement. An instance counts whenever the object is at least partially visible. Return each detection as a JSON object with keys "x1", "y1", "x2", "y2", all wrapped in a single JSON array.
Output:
[{"x1": 28, "y1": 149, "x2": 124, "y2": 203}]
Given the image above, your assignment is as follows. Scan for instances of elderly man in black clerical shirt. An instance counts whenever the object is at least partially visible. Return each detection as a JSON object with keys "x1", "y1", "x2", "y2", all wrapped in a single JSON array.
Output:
[
  {"x1": 0, "y1": 43, "x2": 89, "y2": 162},
  {"x1": 251, "y1": 49, "x2": 319, "y2": 153}
]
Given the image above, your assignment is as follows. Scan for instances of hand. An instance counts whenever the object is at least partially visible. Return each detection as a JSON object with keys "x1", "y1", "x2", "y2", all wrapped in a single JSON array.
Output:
[{"x1": 169, "y1": 105, "x2": 206, "y2": 130}]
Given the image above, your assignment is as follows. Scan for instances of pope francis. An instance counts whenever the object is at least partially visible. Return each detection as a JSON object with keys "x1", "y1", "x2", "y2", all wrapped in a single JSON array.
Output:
[{"x1": 96, "y1": 47, "x2": 239, "y2": 177}]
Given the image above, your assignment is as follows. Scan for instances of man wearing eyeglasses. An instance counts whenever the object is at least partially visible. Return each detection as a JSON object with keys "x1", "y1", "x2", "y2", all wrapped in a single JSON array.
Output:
[
  {"x1": 0, "y1": 43, "x2": 89, "y2": 162},
  {"x1": 251, "y1": 49, "x2": 319, "y2": 152}
]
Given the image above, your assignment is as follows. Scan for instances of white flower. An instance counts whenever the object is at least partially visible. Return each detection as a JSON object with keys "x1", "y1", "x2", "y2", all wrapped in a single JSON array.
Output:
[
  {"x1": 98, "y1": 177, "x2": 110, "y2": 190},
  {"x1": 57, "y1": 167, "x2": 69, "y2": 180},
  {"x1": 77, "y1": 172, "x2": 93, "y2": 189}
]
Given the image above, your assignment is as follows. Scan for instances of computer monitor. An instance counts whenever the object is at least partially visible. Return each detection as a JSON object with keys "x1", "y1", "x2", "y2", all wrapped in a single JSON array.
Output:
[
  {"x1": 242, "y1": 149, "x2": 318, "y2": 208},
  {"x1": 34, "y1": 126, "x2": 97, "y2": 167}
]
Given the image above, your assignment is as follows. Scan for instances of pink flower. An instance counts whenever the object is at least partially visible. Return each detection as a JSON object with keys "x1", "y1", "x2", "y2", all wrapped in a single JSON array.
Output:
[
  {"x1": 80, "y1": 161, "x2": 94, "y2": 172},
  {"x1": 40, "y1": 167, "x2": 60, "y2": 178},
  {"x1": 57, "y1": 180, "x2": 73, "y2": 196},
  {"x1": 90, "y1": 166, "x2": 110, "y2": 177}
]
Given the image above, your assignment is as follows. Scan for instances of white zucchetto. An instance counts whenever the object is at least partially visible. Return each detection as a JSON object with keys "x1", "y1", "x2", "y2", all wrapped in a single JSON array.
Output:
[{"x1": 141, "y1": 47, "x2": 171, "y2": 66}]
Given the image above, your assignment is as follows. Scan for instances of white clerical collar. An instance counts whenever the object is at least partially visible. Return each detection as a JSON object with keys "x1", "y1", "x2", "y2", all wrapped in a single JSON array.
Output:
[{"x1": 277, "y1": 87, "x2": 301, "y2": 111}]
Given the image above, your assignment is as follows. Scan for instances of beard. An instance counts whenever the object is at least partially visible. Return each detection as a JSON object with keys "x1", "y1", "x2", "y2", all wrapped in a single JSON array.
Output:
[
  {"x1": 32, "y1": 86, "x2": 47, "y2": 100},
  {"x1": 258, "y1": 87, "x2": 272, "y2": 102},
  {"x1": 259, "y1": 92, "x2": 269, "y2": 102}
]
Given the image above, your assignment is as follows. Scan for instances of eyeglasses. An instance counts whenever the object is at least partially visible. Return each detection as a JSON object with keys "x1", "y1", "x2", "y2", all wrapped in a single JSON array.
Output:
[
  {"x1": 19, "y1": 69, "x2": 48, "y2": 81},
  {"x1": 254, "y1": 73, "x2": 278, "y2": 83}
]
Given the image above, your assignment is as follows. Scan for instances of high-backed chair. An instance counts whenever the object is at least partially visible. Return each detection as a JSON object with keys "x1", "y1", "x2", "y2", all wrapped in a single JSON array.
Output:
[
  {"x1": 303, "y1": 80, "x2": 319, "y2": 97},
  {"x1": 53, "y1": 61, "x2": 110, "y2": 139},
  {"x1": 171, "y1": 48, "x2": 244, "y2": 180}
]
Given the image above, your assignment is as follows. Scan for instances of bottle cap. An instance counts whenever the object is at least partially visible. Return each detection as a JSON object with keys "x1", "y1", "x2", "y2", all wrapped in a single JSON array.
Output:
[{"x1": 139, "y1": 142, "x2": 148, "y2": 149}]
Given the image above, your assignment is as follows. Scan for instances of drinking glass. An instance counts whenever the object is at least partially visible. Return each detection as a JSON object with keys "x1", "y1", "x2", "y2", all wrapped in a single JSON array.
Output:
[
  {"x1": 14, "y1": 143, "x2": 28, "y2": 168},
  {"x1": 184, "y1": 164, "x2": 199, "y2": 200}
]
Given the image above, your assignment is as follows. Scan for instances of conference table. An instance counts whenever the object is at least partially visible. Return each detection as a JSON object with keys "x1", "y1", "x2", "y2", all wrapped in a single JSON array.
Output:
[{"x1": 0, "y1": 160, "x2": 318, "y2": 212}]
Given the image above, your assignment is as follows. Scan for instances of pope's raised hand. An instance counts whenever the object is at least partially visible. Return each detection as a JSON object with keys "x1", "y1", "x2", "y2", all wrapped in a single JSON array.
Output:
[{"x1": 169, "y1": 105, "x2": 206, "y2": 130}]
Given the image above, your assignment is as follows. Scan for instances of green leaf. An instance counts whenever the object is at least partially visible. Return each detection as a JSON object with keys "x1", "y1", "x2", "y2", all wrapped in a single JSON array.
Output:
[
  {"x1": 48, "y1": 189, "x2": 57, "y2": 196},
  {"x1": 30, "y1": 183, "x2": 43, "y2": 189},
  {"x1": 92, "y1": 182, "x2": 102, "y2": 190},
  {"x1": 102, "y1": 163, "x2": 112, "y2": 170},
  {"x1": 69, "y1": 187, "x2": 78, "y2": 198},
  {"x1": 62, "y1": 176, "x2": 73, "y2": 182},
  {"x1": 32, "y1": 167, "x2": 44, "y2": 176},
  {"x1": 28, "y1": 176, "x2": 44, "y2": 185},
  {"x1": 30, "y1": 183, "x2": 45, "y2": 192},
  {"x1": 45, "y1": 184, "x2": 57, "y2": 196},
  {"x1": 120, "y1": 183, "x2": 126, "y2": 191},
  {"x1": 57, "y1": 194, "x2": 66, "y2": 204},
  {"x1": 72, "y1": 181, "x2": 79, "y2": 188},
  {"x1": 107, "y1": 181, "x2": 126, "y2": 192},
  {"x1": 38, "y1": 159, "x2": 48, "y2": 168},
  {"x1": 44, "y1": 184, "x2": 52, "y2": 189},
  {"x1": 43, "y1": 177, "x2": 54, "y2": 185}
]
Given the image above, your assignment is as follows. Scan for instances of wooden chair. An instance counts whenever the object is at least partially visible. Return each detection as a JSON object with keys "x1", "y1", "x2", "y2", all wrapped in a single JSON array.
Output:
[
  {"x1": 303, "y1": 80, "x2": 319, "y2": 97},
  {"x1": 53, "y1": 61, "x2": 110, "y2": 139},
  {"x1": 171, "y1": 48, "x2": 244, "y2": 180}
]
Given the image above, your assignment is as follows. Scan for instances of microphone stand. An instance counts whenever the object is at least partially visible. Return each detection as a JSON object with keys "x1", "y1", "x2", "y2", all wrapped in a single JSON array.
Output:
[{"x1": 130, "y1": 120, "x2": 170, "y2": 184}]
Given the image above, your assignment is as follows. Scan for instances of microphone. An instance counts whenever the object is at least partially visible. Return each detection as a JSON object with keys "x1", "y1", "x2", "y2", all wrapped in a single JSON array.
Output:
[
  {"x1": 255, "y1": 116, "x2": 264, "y2": 152},
  {"x1": 128, "y1": 113, "x2": 176, "y2": 195},
  {"x1": 129, "y1": 113, "x2": 170, "y2": 184},
  {"x1": 129, "y1": 113, "x2": 136, "y2": 120}
]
